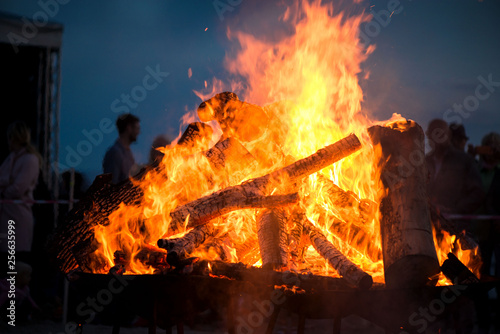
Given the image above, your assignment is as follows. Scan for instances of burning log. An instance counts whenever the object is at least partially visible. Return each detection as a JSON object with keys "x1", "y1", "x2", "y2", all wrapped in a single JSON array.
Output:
[
  {"x1": 206, "y1": 137, "x2": 253, "y2": 170},
  {"x1": 441, "y1": 252, "x2": 480, "y2": 284},
  {"x1": 195, "y1": 236, "x2": 232, "y2": 261},
  {"x1": 429, "y1": 204, "x2": 479, "y2": 251},
  {"x1": 289, "y1": 212, "x2": 305, "y2": 271},
  {"x1": 135, "y1": 245, "x2": 169, "y2": 270},
  {"x1": 317, "y1": 174, "x2": 377, "y2": 226},
  {"x1": 168, "y1": 133, "x2": 362, "y2": 234},
  {"x1": 197, "y1": 91, "x2": 239, "y2": 123},
  {"x1": 312, "y1": 206, "x2": 382, "y2": 263},
  {"x1": 157, "y1": 223, "x2": 218, "y2": 266},
  {"x1": 72, "y1": 239, "x2": 104, "y2": 273},
  {"x1": 288, "y1": 209, "x2": 312, "y2": 271},
  {"x1": 112, "y1": 246, "x2": 169, "y2": 273},
  {"x1": 169, "y1": 192, "x2": 299, "y2": 235},
  {"x1": 234, "y1": 234, "x2": 261, "y2": 265},
  {"x1": 51, "y1": 166, "x2": 161, "y2": 273},
  {"x1": 301, "y1": 219, "x2": 373, "y2": 290},
  {"x1": 177, "y1": 122, "x2": 213, "y2": 149},
  {"x1": 368, "y1": 120, "x2": 440, "y2": 288},
  {"x1": 197, "y1": 92, "x2": 269, "y2": 142},
  {"x1": 257, "y1": 209, "x2": 289, "y2": 270},
  {"x1": 205, "y1": 137, "x2": 258, "y2": 184},
  {"x1": 200, "y1": 260, "x2": 353, "y2": 291},
  {"x1": 113, "y1": 250, "x2": 128, "y2": 266},
  {"x1": 314, "y1": 176, "x2": 381, "y2": 261}
]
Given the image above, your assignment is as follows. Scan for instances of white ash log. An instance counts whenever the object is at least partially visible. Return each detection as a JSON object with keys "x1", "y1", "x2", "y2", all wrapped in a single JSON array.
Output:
[
  {"x1": 205, "y1": 137, "x2": 258, "y2": 184},
  {"x1": 368, "y1": 121, "x2": 440, "y2": 288},
  {"x1": 157, "y1": 223, "x2": 217, "y2": 265},
  {"x1": 288, "y1": 209, "x2": 307, "y2": 271},
  {"x1": 257, "y1": 209, "x2": 289, "y2": 270},
  {"x1": 167, "y1": 133, "x2": 362, "y2": 234},
  {"x1": 302, "y1": 219, "x2": 373, "y2": 290},
  {"x1": 168, "y1": 193, "x2": 299, "y2": 235}
]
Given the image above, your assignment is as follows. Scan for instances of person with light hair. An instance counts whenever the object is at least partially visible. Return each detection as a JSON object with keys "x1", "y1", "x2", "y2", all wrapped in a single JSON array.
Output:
[{"x1": 0, "y1": 121, "x2": 41, "y2": 266}]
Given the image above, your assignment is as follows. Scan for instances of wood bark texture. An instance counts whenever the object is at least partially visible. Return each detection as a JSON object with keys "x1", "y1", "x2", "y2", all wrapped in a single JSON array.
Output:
[
  {"x1": 368, "y1": 121, "x2": 440, "y2": 288},
  {"x1": 168, "y1": 133, "x2": 361, "y2": 234},
  {"x1": 257, "y1": 209, "x2": 289, "y2": 270},
  {"x1": 302, "y1": 219, "x2": 373, "y2": 290}
]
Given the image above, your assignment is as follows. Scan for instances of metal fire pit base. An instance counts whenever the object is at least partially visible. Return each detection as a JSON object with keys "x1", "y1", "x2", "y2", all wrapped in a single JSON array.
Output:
[{"x1": 66, "y1": 273, "x2": 499, "y2": 334}]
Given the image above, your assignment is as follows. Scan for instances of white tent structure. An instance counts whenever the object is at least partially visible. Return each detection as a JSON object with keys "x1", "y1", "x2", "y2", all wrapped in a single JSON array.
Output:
[{"x1": 0, "y1": 11, "x2": 63, "y2": 204}]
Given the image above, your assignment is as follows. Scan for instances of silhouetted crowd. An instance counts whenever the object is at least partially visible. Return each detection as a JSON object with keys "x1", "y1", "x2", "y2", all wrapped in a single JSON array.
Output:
[{"x1": 426, "y1": 119, "x2": 500, "y2": 333}]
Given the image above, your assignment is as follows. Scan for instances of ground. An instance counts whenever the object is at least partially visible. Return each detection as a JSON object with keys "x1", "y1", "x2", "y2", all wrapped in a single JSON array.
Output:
[{"x1": 2, "y1": 315, "x2": 500, "y2": 334}]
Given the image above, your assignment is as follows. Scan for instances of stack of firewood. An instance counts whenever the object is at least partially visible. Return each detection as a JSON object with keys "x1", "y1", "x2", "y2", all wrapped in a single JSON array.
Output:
[{"x1": 53, "y1": 92, "x2": 479, "y2": 290}]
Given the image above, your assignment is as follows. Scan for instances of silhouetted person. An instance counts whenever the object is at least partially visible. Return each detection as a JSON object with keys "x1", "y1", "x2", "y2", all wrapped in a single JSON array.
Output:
[
  {"x1": 0, "y1": 121, "x2": 41, "y2": 267},
  {"x1": 475, "y1": 133, "x2": 500, "y2": 275},
  {"x1": 149, "y1": 135, "x2": 171, "y2": 165},
  {"x1": 450, "y1": 123, "x2": 469, "y2": 152},
  {"x1": 103, "y1": 114, "x2": 140, "y2": 184},
  {"x1": 425, "y1": 119, "x2": 484, "y2": 223},
  {"x1": 473, "y1": 132, "x2": 500, "y2": 334}
]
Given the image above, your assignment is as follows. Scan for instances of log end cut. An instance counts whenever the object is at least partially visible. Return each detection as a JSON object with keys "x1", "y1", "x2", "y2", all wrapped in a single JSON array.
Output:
[{"x1": 357, "y1": 272, "x2": 374, "y2": 291}]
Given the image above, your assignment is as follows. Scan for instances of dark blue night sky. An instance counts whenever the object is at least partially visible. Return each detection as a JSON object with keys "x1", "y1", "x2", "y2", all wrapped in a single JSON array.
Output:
[{"x1": 2, "y1": 0, "x2": 499, "y2": 183}]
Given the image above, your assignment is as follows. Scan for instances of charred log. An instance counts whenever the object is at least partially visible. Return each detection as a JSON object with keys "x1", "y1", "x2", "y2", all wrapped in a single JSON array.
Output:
[
  {"x1": 177, "y1": 122, "x2": 213, "y2": 149},
  {"x1": 50, "y1": 172, "x2": 147, "y2": 273},
  {"x1": 134, "y1": 245, "x2": 169, "y2": 270},
  {"x1": 199, "y1": 260, "x2": 353, "y2": 291},
  {"x1": 197, "y1": 92, "x2": 268, "y2": 142},
  {"x1": 441, "y1": 252, "x2": 480, "y2": 284},
  {"x1": 197, "y1": 92, "x2": 239, "y2": 123},
  {"x1": 429, "y1": 204, "x2": 479, "y2": 251}
]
